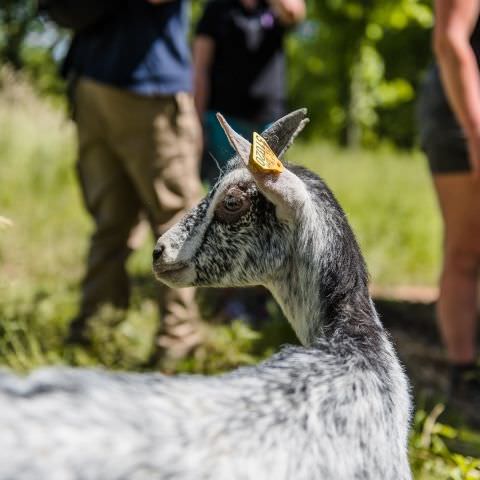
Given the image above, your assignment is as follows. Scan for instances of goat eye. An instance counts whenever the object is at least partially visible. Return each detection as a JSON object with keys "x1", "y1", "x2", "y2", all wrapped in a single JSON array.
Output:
[
  {"x1": 215, "y1": 187, "x2": 251, "y2": 223},
  {"x1": 224, "y1": 195, "x2": 242, "y2": 212}
]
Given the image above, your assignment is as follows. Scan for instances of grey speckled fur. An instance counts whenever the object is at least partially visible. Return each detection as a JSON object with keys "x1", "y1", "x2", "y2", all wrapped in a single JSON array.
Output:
[{"x1": 0, "y1": 110, "x2": 411, "y2": 480}]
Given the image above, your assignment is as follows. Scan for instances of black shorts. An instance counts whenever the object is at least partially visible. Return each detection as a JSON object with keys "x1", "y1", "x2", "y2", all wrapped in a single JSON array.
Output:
[{"x1": 417, "y1": 65, "x2": 470, "y2": 174}]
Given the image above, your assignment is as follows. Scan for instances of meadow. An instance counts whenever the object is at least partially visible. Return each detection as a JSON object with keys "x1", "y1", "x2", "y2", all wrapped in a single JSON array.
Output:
[{"x1": 0, "y1": 71, "x2": 479, "y2": 479}]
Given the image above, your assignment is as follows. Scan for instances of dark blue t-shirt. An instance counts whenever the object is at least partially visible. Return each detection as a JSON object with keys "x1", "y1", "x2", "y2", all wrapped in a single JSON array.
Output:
[{"x1": 63, "y1": 0, "x2": 192, "y2": 95}]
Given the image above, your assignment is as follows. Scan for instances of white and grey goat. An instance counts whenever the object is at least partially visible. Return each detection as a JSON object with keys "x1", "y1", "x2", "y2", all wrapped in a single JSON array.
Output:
[{"x1": 0, "y1": 110, "x2": 411, "y2": 480}]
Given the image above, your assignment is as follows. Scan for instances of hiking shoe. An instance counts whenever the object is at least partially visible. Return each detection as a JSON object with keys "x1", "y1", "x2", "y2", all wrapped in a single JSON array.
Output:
[
  {"x1": 447, "y1": 363, "x2": 480, "y2": 405},
  {"x1": 65, "y1": 316, "x2": 91, "y2": 346}
]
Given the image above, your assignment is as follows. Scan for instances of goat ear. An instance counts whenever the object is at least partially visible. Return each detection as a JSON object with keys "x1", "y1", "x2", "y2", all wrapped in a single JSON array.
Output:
[
  {"x1": 261, "y1": 109, "x2": 309, "y2": 159},
  {"x1": 249, "y1": 167, "x2": 310, "y2": 222},
  {"x1": 216, "y1": 113, "x2": 251, "y2": 166},
  {"x1": 217, "y1": 111, "x2": 310, "y2": 222},
  {"x1": 256, "y1": 110, "x2": 311, "y2": 221}
]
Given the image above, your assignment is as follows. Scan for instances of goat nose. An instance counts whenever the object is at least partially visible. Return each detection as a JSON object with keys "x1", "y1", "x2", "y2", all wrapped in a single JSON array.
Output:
[{"x1": 152, "y1": 244, "x2": 165, "y2": 262}]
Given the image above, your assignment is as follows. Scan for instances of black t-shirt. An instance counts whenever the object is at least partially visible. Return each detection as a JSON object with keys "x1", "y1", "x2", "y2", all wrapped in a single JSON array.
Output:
[{"x1": 196, "y1": 0, "x2": 286, "y2": 123}]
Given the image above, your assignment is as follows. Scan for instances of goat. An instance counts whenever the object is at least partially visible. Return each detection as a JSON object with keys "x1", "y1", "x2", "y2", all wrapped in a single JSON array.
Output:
[{"x1": 0, "y1": 109, "x2": 411, "y2": 480}]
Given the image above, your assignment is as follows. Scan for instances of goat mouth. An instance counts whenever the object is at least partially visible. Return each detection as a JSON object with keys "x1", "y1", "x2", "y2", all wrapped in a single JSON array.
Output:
[{"x1": 153, "y1": 262, "x2": 188, "y2": 277}]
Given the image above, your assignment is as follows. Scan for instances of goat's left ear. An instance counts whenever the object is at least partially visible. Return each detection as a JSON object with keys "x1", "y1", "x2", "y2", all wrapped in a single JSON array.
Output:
[
  {"x1": 216, "y1": 109, "x2": 309, "y2": 166},
  {"x1": 217, "y1": 112, "x2": 310, "y2": 222},
  {"x1": 261, "y1": 108, "x2": 309, "y2": 159}
]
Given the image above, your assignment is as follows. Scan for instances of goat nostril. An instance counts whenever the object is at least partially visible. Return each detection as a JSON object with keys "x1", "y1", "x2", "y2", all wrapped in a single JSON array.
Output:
[{"x1": 152, "y1": 244, "x2": 165, "y2": 262}]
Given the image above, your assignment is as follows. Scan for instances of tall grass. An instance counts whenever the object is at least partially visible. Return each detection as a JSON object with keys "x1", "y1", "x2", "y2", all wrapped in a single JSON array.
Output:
[
  {"x1": 0, "y1": 68, "x2": 88, "y2": 369},
  {"x1": 0, "y1": 67, "x2": 84, "y2": 283},
  {"x1": 290, "y1": 143, "x2": 442, "y2": 286}
]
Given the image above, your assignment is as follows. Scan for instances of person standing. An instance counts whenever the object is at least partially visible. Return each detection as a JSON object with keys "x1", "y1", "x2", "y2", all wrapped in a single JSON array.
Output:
[
  {"x1": 63, "y1": 0, "x2": 203, "y2": 363},
  {"x1": 193, "y1": 0, "x2": 305, "y2": 185},
  {"x1": 418, "y1": 0, "x2": 480, "y2": 400},
  {"x1": 192, "y1": 0, "x2": 304, "y2": 324}
]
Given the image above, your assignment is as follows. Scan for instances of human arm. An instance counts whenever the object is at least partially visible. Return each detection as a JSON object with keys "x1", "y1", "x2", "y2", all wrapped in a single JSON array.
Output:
[
  {"x1": 434, "y1": 0, "x2": 480, "y2": 175},
  {"x1": 193, "y1": 35, "x2": 215, "y2": 118},
  {"x1": 268, "y1": 0, "x2": 305, "y2": 26}
]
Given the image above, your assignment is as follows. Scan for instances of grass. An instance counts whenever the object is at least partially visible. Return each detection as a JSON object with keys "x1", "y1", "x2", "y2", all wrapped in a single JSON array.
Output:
[
  {"x1": 290, "y1": 142, "x2": 442, "y2": 286},
  {"x1": 0, "y1": 69, "x2": 477, "y2": 479}
]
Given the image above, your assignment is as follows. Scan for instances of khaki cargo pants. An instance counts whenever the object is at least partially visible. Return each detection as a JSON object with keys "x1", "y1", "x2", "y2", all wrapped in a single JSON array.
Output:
[{"x1": 74, "y1": 77, "x2": 203, "y2": 356}]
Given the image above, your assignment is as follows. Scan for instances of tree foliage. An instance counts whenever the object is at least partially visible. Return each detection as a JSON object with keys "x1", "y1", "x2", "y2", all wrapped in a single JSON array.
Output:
[
  {"x1": 288, "y1": 0, "x2": 433, "y2": 147},
  {"x1": 0, "y1": 1, "x2": 67, "y2": 97},
  {"x1": 0, "y1": 0, "x2": 39, "y2": 69}
]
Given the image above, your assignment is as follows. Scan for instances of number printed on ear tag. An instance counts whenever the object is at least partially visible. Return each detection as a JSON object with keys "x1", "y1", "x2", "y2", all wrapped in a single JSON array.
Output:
[{"x1": 249, "y1": 132, "x2": 284, "y2": 174}]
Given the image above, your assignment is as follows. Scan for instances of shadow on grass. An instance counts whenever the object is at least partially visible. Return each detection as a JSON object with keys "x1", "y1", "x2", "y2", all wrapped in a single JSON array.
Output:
[{"x1": 375, "y1": 297, "x2": 480, "y2": 450}]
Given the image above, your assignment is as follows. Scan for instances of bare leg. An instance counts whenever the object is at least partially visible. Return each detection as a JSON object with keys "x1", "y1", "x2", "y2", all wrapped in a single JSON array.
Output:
[{"x1": 433, "y1": 173, "x2": 480, "y2": 364}]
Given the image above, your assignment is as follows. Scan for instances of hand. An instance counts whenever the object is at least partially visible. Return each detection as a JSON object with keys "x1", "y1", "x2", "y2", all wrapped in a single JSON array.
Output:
[{"x1": 268, "y1": 0, "x2": 305, "y2": 25}]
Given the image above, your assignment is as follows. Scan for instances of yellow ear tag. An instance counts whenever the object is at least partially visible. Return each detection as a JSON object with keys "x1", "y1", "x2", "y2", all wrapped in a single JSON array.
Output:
[{"x1": 249, "y1": 132, "x2": 284, "y2": 174}]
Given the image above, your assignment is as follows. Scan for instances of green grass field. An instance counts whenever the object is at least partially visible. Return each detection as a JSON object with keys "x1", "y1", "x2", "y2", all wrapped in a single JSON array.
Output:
[
  {"x1": 0, "y1": 72, "x2": 478, "y2": 479},
  {"x1": 291, "y1": 142, "x2": 442, "y2": 287}
]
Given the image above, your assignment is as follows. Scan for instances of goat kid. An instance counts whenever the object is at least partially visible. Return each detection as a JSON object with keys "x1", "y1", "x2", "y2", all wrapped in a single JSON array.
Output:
[{"x1": 0, "y1": 109, "x2": 411, "y2": 480}]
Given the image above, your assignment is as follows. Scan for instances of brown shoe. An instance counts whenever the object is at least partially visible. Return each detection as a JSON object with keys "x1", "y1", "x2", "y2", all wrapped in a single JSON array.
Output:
[{"x1": 145, "y1": 325, "x2": 204, "y2": 372}]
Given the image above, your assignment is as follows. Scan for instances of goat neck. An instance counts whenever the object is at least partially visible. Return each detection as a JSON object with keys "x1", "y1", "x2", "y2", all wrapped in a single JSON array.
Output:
[{"x1": 267, "y1": 169, "x2": 380, "y2": 347}]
